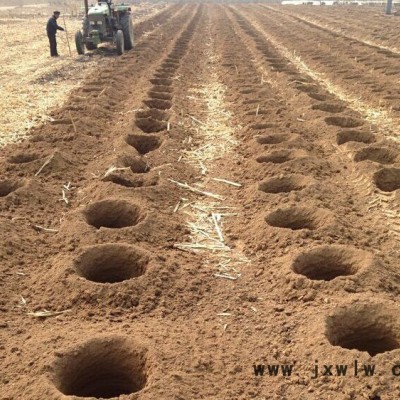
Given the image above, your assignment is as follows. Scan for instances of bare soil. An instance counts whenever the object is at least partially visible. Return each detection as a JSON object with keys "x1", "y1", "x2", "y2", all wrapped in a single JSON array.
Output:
[{"x1": 2, "y1": 4, "x2": 400, "y2": 400}]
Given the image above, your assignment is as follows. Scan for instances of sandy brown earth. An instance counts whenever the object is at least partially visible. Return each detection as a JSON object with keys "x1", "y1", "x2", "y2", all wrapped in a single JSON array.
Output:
[{"x1": 2, "y1": 3, "x2": 400, "y2": 400}]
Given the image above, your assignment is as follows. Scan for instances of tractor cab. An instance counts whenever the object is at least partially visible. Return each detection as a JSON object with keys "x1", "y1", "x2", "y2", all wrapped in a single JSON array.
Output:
[
  {"x1": 88, "y1": 2, "x2": 111, "y2": 17},
  {"x1": 75, "y1": 0, "x2": 134, "y2": 55},
  {"x1": 86, "y1": 2, "x2": 113, "y2": 42}
]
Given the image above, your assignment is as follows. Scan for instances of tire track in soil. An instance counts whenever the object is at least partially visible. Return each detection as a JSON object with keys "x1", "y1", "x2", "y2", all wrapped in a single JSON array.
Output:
[
  {"x1": 133, "y1": 3, "x2": 184, "y2": 40},
  {"x1": 283, "y1": 5, "x2": 400, "y2": 53},
  {"x1": 262, "y1": 5, "x2": 400, "y2": 57},
  {"x1": 247, "y1": 4, "x2": 400, "y2": 133}
]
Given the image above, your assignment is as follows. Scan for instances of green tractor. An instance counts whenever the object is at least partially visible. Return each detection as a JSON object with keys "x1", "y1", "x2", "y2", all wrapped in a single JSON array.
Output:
[{"x1": 75, "y1": 0, "x2": 134, "y2": 56}]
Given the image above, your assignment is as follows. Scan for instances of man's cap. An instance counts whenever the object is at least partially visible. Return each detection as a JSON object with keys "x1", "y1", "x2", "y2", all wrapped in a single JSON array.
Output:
[{"x1": 53, "y1": 11, "x2": 61, "y2": 15}]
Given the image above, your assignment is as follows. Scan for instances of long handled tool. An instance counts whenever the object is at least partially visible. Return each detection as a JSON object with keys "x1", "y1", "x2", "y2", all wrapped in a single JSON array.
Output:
[{"x1": 62, "y1": 15, "x2": 72, "y2": 57}]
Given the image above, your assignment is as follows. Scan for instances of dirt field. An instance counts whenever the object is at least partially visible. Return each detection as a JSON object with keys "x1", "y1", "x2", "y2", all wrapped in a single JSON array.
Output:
[{"x1": 2, "y1": 3, "x2": 400, "y2": 400}]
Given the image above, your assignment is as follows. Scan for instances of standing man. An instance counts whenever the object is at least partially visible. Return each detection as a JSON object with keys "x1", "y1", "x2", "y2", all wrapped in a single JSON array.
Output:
[{"x1": 46, "y1": 11, "x2": 64, "y2": 57}]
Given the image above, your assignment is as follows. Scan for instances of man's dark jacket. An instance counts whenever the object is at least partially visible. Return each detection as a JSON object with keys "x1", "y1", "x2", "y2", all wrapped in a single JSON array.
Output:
[{"x1": 46, "y1": 16, "x2": 64, "y2": 35}]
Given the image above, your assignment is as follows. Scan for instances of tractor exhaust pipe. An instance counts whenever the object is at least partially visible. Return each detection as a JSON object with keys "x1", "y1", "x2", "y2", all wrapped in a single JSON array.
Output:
[{"x1": 84, "y1": 0, "x2": 89, "y2": 16}]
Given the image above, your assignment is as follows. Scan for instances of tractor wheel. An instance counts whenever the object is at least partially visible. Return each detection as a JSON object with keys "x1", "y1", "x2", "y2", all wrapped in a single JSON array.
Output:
[
  {"x1": 86, "y1": 42, "x2": 98, "y2": 51},
  {"x1": 75, "y1": 31, "x2": 85, "y2": 55},
  {"x1": 116, "y1": 30, "x2": 124, "y2": 55},
  {"x1": 120, "y1": 13, "x2": 134, "y2": 50}
]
